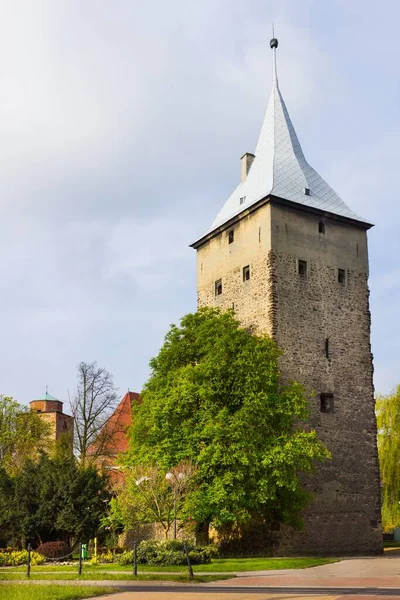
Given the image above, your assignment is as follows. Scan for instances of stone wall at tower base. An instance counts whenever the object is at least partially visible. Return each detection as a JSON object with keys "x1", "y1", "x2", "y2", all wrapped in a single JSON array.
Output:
[{"x1": 277, "y1": 513, "x2": 383, "y2": 556}]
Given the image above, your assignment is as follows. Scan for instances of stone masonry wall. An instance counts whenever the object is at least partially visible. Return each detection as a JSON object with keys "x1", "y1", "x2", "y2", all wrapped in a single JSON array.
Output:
[
  {"x1": 270, "y1": 203, "x2": 381, "y2": 554},
  {"x1": 197, "y1": 203, "x2": 274, "y2": 337},
  {"x1": 195, "y1": 199, "x2": 382, "y2": 555},
  {"x1": 34, "y1": 411, "x2": 74, "y2": 442}
]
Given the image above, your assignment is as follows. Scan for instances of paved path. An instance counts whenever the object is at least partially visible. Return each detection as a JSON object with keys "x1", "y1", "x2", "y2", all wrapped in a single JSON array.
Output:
[
  {"x1": 88, "y1": 593, "x2": 400, "y2": 600},
  {"x1": 85, "y1": 555, "x2": 400, "y2": 599},
  {"x1": 2, "y1": 555, "x2": 400, "y2": 599},
  {"x1": 213, "y1": 556, "x2": 400, "y2": 589}
]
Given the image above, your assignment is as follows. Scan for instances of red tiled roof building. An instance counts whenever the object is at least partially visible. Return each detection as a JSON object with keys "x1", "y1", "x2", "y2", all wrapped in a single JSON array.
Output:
[{"x1": 87, "y1": 391, "x2": 140, "y2": 477}]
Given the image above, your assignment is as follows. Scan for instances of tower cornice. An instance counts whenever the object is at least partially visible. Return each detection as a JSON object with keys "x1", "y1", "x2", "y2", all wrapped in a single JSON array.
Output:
[{"x1": 190, "y1": 193, "x2": 373, "y2": 250}]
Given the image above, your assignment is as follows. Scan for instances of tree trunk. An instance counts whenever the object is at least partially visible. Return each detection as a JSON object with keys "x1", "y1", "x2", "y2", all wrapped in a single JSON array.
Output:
[{"x1": 195, "y1": 521, "x2": 210, "y2": 546}]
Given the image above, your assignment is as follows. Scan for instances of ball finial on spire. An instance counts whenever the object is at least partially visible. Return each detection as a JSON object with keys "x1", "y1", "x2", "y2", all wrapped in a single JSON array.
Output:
[{"x1": 270, "y1": 37, "x2": 278, "y2": 49}]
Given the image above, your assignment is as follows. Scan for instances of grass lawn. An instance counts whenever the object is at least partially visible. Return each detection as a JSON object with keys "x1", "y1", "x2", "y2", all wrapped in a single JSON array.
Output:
[
  {"x1": 0, "y1": 558, "x2": 336, "y2": 581},
  {"x1": 0, "y1": 585, "x2": 116, "y2": 600},
  {"x1": 0, "y1": 572, "x2": 232, "y2": 583},
  {"x1": 384, "y1": 541, "x2": 400, "y2": 548}
]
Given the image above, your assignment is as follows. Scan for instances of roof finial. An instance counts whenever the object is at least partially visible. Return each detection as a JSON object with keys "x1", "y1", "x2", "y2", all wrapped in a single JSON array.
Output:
[
  {"x1": 270, "y1": 25, "x2": 279, "y2": 85},
  {"x1": 45, "y1": 384, "x2": 48, "y2": 394}
]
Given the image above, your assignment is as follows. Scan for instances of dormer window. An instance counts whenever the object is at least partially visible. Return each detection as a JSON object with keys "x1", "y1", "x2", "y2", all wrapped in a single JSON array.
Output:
[
  {"x1": 304, "y1": 187, "x2": 310, "y2": 196},
  {"x1": 240, "y1": 196, "x2": 246, "y2": 205}
]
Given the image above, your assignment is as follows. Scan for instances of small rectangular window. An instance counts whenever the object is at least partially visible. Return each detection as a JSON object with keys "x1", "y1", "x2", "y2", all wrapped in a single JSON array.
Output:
[
  {"x1": 298, "y1": 260, "x2": 307, "y2": 278},
  {"x1": 325, "y1": 338, "x2": 330, "y2": 360},
  {"x1": 215, "y1": 279, "x2": 222, "y2": 296},
  {"x1": 320, "y1": 393, "x2": 334, "y2": 414},
  {"x1": 243, "y1": 265, "x2": 250, "y2": 281},
  {"x1": 319, "y1": 221, "x2": 325, "y2": 234},
  {"x1": 228, "y1": 230, "x2": 234, "y2": 244},
  {"x1": 240, "y1": 196, "x2": 246, "y2": 205},
  {"x1": 338, "y1": 269, "x2": 346, "y2": 285}
]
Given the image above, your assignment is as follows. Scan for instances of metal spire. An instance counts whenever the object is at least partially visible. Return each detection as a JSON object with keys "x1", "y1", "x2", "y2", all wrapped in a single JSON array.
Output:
[{"x1": 270, "y1": 26, "x2": 279, "y2": 85}]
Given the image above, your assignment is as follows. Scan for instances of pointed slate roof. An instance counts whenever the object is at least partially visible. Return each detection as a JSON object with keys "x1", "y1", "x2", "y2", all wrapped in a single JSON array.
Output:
[{"x1": 192, "y1": 39, "x2": 371, "y2": 247}]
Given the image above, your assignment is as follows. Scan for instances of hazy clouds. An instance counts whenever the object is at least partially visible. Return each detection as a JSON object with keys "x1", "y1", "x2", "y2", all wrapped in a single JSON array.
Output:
[{"x1": 0, "y1": 0, "x2": 398, "y2": 404}]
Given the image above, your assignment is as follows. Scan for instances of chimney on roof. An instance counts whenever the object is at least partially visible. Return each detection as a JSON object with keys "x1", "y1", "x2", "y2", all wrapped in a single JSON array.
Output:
[{"x1": 241, "y1": 153, "x2": 255, "y2": 182}]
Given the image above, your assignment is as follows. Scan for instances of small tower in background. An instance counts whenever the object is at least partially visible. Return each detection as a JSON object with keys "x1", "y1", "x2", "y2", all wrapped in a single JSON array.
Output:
[{"x1": 30, "y1": 390, "x2": 74, "y2": 443}]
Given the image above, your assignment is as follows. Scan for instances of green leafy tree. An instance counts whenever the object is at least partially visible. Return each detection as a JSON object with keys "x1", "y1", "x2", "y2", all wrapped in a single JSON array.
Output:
[
  {"x1": 377, "y1": 384, "x2": 400, "y2": 531},
  {"x1": 115, "y1": 461, "x2": 194, "y2": 539},
  {"x1": 0, "y1": 453, "x2": 109, "y2": 546},
  {"x1": 125, "y1": 308, "x2": 330, "y2": 540},
  {"x1": 0, "y1": 467, "x2": 14, "y2": 545},
  {"x1": 0, "y1": 395, "x2": 51, "y2": 474},
  {"x1": 35, "y1": 454, "x2": 110, "y2": 545}
]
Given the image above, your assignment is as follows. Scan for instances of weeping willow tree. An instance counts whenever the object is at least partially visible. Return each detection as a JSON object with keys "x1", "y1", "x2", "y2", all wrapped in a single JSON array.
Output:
[{"x1": 377, "y1": 385, "x2": 400, "y2": 531}]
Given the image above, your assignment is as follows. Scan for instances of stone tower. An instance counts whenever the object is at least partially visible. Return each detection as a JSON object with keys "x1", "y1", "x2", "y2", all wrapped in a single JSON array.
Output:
[
  {"x1": 30, "y1": 391, "x2": 74, "y2": 444},
  {"x1": 190, "y1": 38, "x2": 382, "y2": 555}
]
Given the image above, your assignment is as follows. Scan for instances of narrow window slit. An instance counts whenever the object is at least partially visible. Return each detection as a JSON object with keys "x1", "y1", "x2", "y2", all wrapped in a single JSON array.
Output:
[
  {"x1": 215, "y1": 279, "x2": 222, "y2": 296},
  {"x1": 320, "y1": 393, "x2": 334, "y2": 414},
  {"x1": 298, "y1": 260, "x2": 307, "y2": 278},
  {"x1": 325, "y1": 338, "x2": 330, "y2": 359}
]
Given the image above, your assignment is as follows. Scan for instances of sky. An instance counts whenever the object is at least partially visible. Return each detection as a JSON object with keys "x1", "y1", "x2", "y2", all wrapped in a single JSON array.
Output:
[{"x1": 0, "y1": 0, "x2": 399, "y2": 407}]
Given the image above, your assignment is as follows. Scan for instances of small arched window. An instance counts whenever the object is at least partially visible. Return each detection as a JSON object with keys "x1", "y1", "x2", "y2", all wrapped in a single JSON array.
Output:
[{"x1": 319, "y1": 221, "x2": 325, "y2": 234}]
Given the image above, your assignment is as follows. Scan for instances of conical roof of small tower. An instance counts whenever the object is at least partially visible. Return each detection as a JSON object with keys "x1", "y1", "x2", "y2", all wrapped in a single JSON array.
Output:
[
  {"x1": 36, "y1": 391, "x2": 59, "y2": 402},
  {"x1": 192, "y1": 38, "x2": 371, "y2": 246}
]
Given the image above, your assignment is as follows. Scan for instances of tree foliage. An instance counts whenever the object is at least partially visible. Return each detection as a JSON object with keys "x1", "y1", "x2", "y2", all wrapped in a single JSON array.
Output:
[
  {"x1": 125, "y1": 308, "x2": 330, "y2": 535},
  {"x1": 0, "y1": 395, "x2": 51, "y2": 474},
  {"x1": 377, "y1": 384, "x2": 400, "y2": 531},
  {"x1": 0, "y1": 452, "x2": 109, "y2": 547},
  {"x1": 70, "y1": 361, "x2": 118, "y2": 465},
  {"x1": 115, "y1": 461, "x2": 195, "y2": 538}
]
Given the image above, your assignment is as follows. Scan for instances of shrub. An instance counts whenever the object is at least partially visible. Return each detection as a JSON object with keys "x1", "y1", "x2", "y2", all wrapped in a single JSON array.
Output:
[
  {"x1": 117, "y1": 540, "x2": 211, "y2": 566},
  {"x1": 94, "y1": 550, "x2": 113, "y2": 564},
  {"x1": 36, "y1": 541, "x2": 71, "y2": 560},
  {"x1": 118, "y1": 550, "x2": 134, "y2": 565},
  {"x1": 0, "y1": 550, "x2": 45, "y2": 566},
  {"x1": 97, "y1": 546, "x2": 125, "y2": 555},
  {"x1": 202, "y1": 543, "x2": 219, "y2": 559}
]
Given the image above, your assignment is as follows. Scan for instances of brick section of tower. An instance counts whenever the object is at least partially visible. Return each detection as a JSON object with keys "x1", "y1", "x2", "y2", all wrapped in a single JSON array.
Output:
[
  {"x1": 196, "y1": 199, "x2": 382, "y2": 555},
  {"x1": 30, "y1": 399, "x2": 74, "y2": 443}
]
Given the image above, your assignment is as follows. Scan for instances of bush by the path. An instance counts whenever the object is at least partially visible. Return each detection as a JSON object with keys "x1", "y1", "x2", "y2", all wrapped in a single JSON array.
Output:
[
  {"x1": 0, "y1": 550, "x2": 45, "y2": 566},
  {"x1": 36, "y1": 542, "x2": 71, "y2": 560},
  {"x1": 117, "y1": 540, "x2": 213, "y2": 566}
]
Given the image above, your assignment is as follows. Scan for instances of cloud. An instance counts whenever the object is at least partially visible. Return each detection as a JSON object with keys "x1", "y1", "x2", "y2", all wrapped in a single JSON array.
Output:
[{"x1": 0, "y1": 0, "x2": 398, "y2": 403}]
